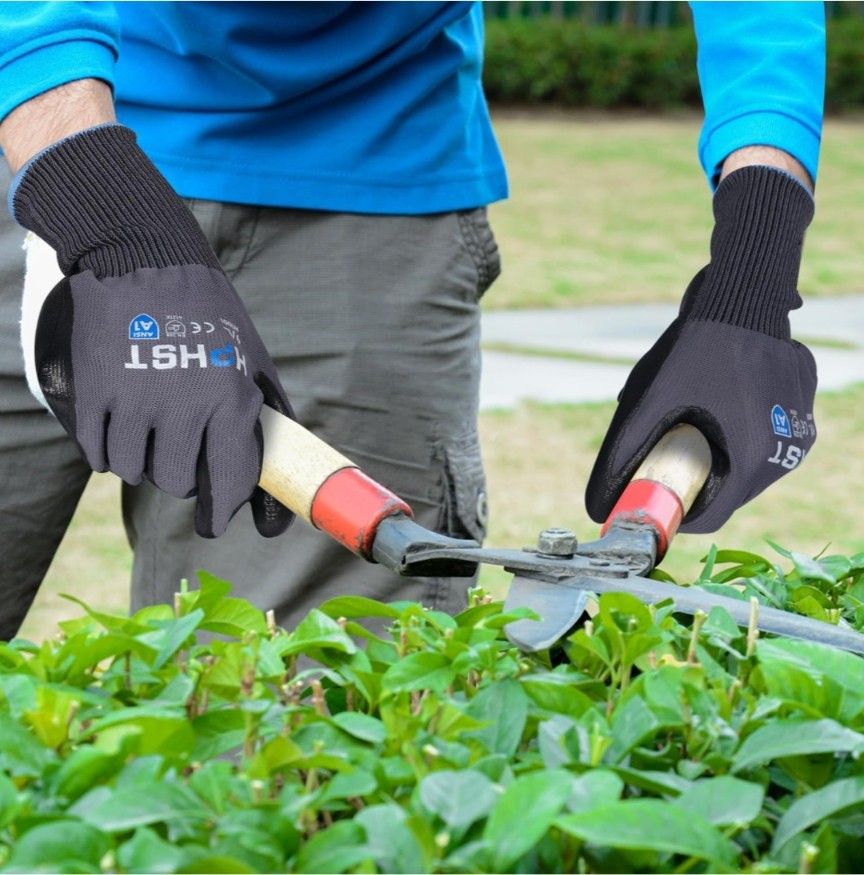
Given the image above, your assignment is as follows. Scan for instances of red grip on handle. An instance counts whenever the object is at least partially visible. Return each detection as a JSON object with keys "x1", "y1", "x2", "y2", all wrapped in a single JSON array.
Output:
[
  {"x1": 310, "y1": 467, "x2": 412, "y2": 559},
  {"x1": 600, "y1": 478, "x2": 684, "y2": 559}
]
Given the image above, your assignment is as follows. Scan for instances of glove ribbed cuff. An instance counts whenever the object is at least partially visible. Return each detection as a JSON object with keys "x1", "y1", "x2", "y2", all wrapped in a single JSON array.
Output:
[
  {"x1": 11, "y1": 124, "x2": 220, "y2": 278},
  {"x1": 685, "y1": 165, "x2": 814, "y2": 339}
]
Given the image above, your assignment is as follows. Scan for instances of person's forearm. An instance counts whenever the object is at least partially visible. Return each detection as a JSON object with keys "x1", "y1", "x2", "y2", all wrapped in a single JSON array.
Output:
[
  {"x1": 720, "y1": 145, "x2": 813, "y2": 193},
  {"x1": 0, "y1": 79, "x2": 114, "y2": 173}
]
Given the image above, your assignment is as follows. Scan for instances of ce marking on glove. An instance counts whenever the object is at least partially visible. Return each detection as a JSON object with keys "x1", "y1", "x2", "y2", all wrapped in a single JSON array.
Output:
[
  {"x1": 768, "y1": 442, "x2": 807, "y2": 470},
  {"x1": 189, "y1": 321, "x2": 215, "y2": 335}
]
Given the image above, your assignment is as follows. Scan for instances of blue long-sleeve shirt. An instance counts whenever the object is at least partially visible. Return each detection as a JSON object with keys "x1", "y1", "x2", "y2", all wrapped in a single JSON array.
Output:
[
  {"x1": 691, "y1": 1, "x2": 824, "y2": 187},
  {"x1": 0, "y1": 2, "x2": 825, "y2": 212}
]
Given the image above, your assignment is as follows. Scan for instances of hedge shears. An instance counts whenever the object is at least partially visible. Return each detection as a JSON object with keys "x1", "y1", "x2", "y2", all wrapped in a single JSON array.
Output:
[
  {"x1": 258, "y1": 407, "x2": 864, "y2": 655},
  {"x1": 26, "y1": 234, "x2": 862, "y2": 652}
]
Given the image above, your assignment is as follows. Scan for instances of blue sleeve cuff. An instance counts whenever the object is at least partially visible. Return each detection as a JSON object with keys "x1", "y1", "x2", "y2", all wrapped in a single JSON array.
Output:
[
  {"x1": 699, "y1": 110, "x2": 821, "y2": 191},
  {"x1": 0, "y1": 36, "x2": 116, "y2": 123},
  {"x1": 691, "y1": 1, "x2": 824, "y2": 190}
]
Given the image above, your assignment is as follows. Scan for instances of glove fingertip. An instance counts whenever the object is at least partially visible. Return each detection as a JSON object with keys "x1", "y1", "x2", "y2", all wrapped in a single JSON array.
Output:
[
  {"x1": 251, "y1": 486, "x2": 294, "y2": 538},
  {"x1": 193, "y1": 437, "x2": 224, "y2": 538},
  {"x1": 255, "y1": 370, "x2": 294, "y2": 420},
  {"x1": 249, "y1": 406, "x2": 293, "y2": 537},
  {"x1": 584, "y1": 464, "x2": 614, "y2": 526}
]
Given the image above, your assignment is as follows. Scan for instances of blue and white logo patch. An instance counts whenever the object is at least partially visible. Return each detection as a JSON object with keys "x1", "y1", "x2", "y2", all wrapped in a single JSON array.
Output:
[
  {"x1": 210, "y1": 343, "x2": 236, "y2": 368},
  {"x1": 129, "y1": 314, "x2": 160, "y2": 340},
  {"x1": 771, "y1": 404, "x2": 792, "y2": 438}
]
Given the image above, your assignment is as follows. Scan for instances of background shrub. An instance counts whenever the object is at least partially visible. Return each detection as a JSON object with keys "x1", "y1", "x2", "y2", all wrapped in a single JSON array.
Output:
[{"x1": 483, "y1": 17, "x2": 864, "y2": 111}]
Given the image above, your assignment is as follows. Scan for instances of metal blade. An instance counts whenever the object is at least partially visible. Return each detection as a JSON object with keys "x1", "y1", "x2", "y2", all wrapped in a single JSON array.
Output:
[
  {"x1": 502, "y1": 572, "x2": 864, "y2": 655},
  {"x1": 504, "y1": 576, "x2": 592, "y2": 651}
]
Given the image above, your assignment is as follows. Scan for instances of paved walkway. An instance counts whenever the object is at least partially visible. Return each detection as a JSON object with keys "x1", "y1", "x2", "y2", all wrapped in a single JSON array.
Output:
[{"x1": 480, "y1": 295, "x2": 864, "y2": 410}]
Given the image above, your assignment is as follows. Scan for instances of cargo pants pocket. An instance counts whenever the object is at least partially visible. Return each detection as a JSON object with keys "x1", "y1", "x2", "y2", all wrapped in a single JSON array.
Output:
[
  {"x1": 457, "y1": 207, "x2": 502, "y2": 302},
  {"x1": 436, "y1": 428, "x2": 489, "y2": 544}
]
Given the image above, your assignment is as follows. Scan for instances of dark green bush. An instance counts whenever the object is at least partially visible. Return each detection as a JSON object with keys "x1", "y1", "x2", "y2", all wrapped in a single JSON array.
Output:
[
  {"x1": 483, "y1": 17, "x2": 864, "y2": 111},
  {"x1": 825, "y1": 17, "x2": 864, "y2": 110}
]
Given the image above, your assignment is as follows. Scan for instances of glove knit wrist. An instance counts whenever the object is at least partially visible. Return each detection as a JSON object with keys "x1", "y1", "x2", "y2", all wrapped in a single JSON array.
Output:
[
  {"x1": 684, "y1": 165, "x2": 814, "y2": 340},
  {"x1": 11, "y1": 124, "x2": 219, "y2": 278}
]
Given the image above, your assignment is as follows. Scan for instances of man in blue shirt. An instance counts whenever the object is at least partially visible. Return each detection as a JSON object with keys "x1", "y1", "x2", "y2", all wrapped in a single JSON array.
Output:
[{"x1": 0, "y1": 2, "x2": 824, "y2": 636}]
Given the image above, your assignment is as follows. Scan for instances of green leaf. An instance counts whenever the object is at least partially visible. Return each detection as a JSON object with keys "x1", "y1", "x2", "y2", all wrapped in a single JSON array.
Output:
[
  {"x1": 176, "y1": 852, "x2": 257, "y2": 873},
  {"x1": 356, "y1": 803, "x2": 425, "y2": 874},
  {"x1": 188, "y1": 571, "x2": 268, "y2": 636},
  {"x1": 0, "y1": 770, "x2": 20, "y2": 828},
  {"x1": 82, "y1": 706, "x2": 195, "y2": 759},
  {"x1": 277, "y1": 610, "x2": 357, "y2": 657},
  {"x1": 790, "y1": 585, "x2": 833, "y2": 622},
  {"x1": 318, "y1": 595, "x2": 401, "y2": 620},
  {"x1": 190, "y1": 708, "x2": 247, "y2": 761},
  {"x1": 698, "y1": 543, "x2": 718, "y2": 581},
  {"x1": 732, "y1": 719, "x2": 864, "y2": 773},
  {"x1": 5, "y1": 819, "x2": 111, "y2": 873},
  {"x1": 138, "y1": 609, "x2": 204, "y2": 668},
  {"x1": 59, "y1": 593, "x2": 149, "y2": 635},
  {"x1": 332, "y1": 711, "x2": 386, "y2": 744},
  {"x1": 484, "y1": 768, "x2": 572, "y2": 870},
  {"x1": 612, "y1": 766, "x2": 692, "y2": 796},
  {"x1": 820, "y1": 554, "x2": 854, "y2": 581},
  {"x1": 557, "y1": 799, "x2": 736, "y2": 865},
  {"x1": 598, "y1": 591, "x2": 654, "y2": 634},
  {"x1": 538, "y1": 715, "x2": 578, "y2": 769},
  {"x1": 772, "y1": 775, "x2": 864, "y2": 852},
  {"x1": 520, "y1": 672, "x2": 595, "y2": 718},
  {"x1": 566, "y1": 769, "x2": 623, "y2": 813},
  {"x1": 382, "y1": 652, "x2": 453, "y2": 693},
  {"x1": 294, "y1": 819, "x2": 369, "y2": 873},
  {"x1": 71, "y1": 780, "x2": 207, "y2": 832},
  {"x1": 419, "y1": 769, "x2": 498, "y2": 830},
  {"x1": 484, "y1": 606, "x2": 540, "y2": 630},
  {"x1": 757, "y1": 638, "x2": 864, "y2": 723},
  {"x1": 0, "y1": 712, "x2": 56, "y2": 776},
  {"x1": 712, "y1": 549, "x2": 771, "y2": 567},
  {"x1": 322, "y1": 767, "x2": 377, "y2": 802},
  {"x1": 116, "y1": 827, "x2": 188, "y2": 874},
  {"x1": 465, "y1": 679, "x2": 529, "y2": 756},
  {"x1": 674, "y1": 776, "x2": 765, "y2": 827},
  {"x1": 789, "y1": 551, "x2": 838, "y2": 584},
  {"x1": 51, "y1": 747, "x2": 124, "y2": 803},
  {"x1": 608, "y1": 694, "x2": 663, "y2": 763},
  {"x1": 698, "y1": 582, "x2": 749, "y2": 601},
  {"x1": 0, "y1": 674, "x2": 37, "y2": 718},
  {"x1": 24, "y1": 684, "x2": 80, "y2": 748}
]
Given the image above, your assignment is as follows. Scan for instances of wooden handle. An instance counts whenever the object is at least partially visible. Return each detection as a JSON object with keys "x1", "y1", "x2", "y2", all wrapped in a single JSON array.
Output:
[
  {"x1": 631, "y1": 423, "x2": 712, "y2": 513},
  {"x1": 258, "y1": 405, "x2": 411, "y2": 557},
  {"x1": 601, "y1": 424, "x2": 712, "y2": 557},
  {"x1": 258, "y1": 404, "x2": 354, "y2": 523}
]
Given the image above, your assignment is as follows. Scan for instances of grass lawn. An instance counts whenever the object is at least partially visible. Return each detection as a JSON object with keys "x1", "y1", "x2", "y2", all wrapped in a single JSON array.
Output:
[
  {"x1": 487, "y1": 110, "x2": 864, "y2": 308},
  {"x1": 20, "y1": 112, "x2": 864, "y2": 639}
]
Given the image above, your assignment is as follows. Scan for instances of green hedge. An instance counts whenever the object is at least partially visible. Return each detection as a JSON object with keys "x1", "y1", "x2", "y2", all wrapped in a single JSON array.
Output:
[
  {"x1": 1, "y1": 543, "x2": 864, "y2": 871},
  {"x1": 483, "y1": 17, "x2": 864, "y2": 111}
]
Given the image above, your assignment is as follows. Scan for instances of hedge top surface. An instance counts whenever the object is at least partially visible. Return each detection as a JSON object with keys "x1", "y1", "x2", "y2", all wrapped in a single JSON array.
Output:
[{"x1": 1, "y1": 544, "x2": 864, "y2": 873}]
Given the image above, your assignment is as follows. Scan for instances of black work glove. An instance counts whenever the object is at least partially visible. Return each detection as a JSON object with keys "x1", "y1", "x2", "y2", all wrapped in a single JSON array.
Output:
[
  {"x1": 586, "y1": 165, "x2": 817, "y2": 534},
  {"x1": 12, "y1": 124, "x2": 293, "y2": 538}
]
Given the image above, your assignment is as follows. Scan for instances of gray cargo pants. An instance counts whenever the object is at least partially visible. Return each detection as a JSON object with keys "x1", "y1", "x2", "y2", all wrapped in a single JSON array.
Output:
[{"x1": 0, "y1": 176, "x2": 499, "y2": 638}]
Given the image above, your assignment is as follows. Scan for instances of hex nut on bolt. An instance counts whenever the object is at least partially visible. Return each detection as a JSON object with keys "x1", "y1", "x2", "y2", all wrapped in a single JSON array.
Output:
[{"x1": 537, "y1": 527, "x2": 577, "y2": 556}]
